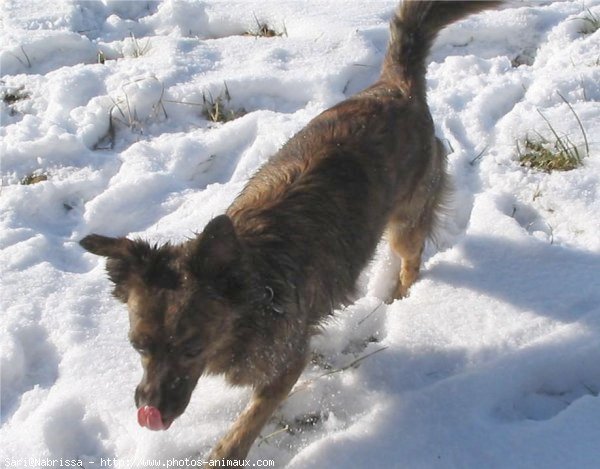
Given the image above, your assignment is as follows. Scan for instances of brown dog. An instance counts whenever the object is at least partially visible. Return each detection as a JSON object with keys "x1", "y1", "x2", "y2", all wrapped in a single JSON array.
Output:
[{"x1": 80, "y1": 1, "x2": 498, "y2": 461}]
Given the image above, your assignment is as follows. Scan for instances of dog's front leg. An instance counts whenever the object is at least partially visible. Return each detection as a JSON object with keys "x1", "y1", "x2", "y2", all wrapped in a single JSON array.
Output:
[{"x1": 209, "y1": 356, "x2": 307, "y2": 462}]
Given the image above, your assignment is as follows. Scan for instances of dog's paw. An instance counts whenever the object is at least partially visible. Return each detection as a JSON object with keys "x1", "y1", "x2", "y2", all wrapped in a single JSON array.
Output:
[
  {"x1": 386, "y1": 283, "x2": 410, "y2": 304},
  {"x1": 208, "y1": 441, "x2": 248, "y2": 463}
]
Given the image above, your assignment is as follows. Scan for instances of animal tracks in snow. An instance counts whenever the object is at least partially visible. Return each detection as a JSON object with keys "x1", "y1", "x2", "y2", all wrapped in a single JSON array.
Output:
[
  {"x1": 497, "y1": 382, "x2": 599, "y2": 422},
  {"x1": 1, "y1": 323, "x2": 59, "y2": 422},
  {"x1": 42, "y1": 398, "x2": 109, "y2": 459}
]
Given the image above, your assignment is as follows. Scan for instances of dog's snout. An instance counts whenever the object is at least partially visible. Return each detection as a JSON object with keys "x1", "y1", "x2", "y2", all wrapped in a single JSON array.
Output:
[
  {"x1": 168, "y1": 374, "x2": 191, "y2": 391},
  {"x1": 168, "y1": 376, "x2": 182, "y2": 390},
  {"x1": 135, "y1": 380, "x2": 161, "y2": 408},
  {"x1": 135, "y1": 371, "x2": 192, "y2": 411}
]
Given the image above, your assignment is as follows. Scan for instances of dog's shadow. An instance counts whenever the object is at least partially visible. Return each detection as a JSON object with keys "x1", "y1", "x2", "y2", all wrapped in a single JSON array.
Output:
[
  {"x1": 426, "y1": 234, "x2": 600, "y2": 325},
  {"x1": 254, "y1": 234, "x2": 600, "y2": 465}
]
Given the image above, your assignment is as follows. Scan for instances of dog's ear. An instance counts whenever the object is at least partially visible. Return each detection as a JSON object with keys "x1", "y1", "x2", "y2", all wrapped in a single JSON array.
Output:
[
  {"x1": 190, "y1": 215, "x2": 241, "y2": 275},
  {"x1": 80, "y1": 234, "x2": 158, "y2": 301},
  {"x1": 79, "y1": 234, "x2": 135, "y2": 259}
]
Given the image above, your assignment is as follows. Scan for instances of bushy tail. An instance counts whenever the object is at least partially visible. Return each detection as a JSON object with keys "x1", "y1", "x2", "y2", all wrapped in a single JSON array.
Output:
[{"x1": 381, "y1": 0, "x2": 500, "y2": 97}]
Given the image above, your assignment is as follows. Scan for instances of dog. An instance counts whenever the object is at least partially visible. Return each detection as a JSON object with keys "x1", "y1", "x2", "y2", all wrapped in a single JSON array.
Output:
[{"x1": 80, "y1": 1, "x2": 499, "y2": 461}]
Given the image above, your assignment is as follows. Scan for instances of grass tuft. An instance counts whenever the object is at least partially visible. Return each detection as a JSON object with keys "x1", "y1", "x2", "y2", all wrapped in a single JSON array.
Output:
[
  {"x1": 94, "y1": 79, "x2": 247, "y2": 149},
  {"x1": 201, "y1": 83, "x2": 246, "y2": 123},
  {"x1": 2, "y1": 86, "x2": 30, "y2": 105},
  {"x1": 518, "y1": 94, "x2": 588, "y2": 172},
  {"x1": 244, "y1": 14, "x2": 287, "y2": 37},
  {"x1": 20, "y1": 172, "x2": 48, "y2": 185},
  {"x1": 1, "y1": 84, "x2": 31, "y2": 117},
  {"x1": 94, "y1": 77, "x2": 168, "y2": 150},
  {"x1": 518, "y1": 136, "x2": 582, "y2": 172},
  {"x1": 128, "y1": 32, "x2": 151, "y2": 58},
  {"x1": 258, "y1": 412, "x2": 326, "y2": 447},
  {"x1": 5, "y1": 46, "x2": 32, "y2": 69},
  {"x1": 578, "y1": 8, "x2": 600, "y2": 34}
]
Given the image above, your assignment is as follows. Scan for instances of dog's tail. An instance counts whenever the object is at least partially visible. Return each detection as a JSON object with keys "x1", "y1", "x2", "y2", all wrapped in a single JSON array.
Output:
[{"x1": 381, "y1": 0, "x2": 500, "y2": 97}]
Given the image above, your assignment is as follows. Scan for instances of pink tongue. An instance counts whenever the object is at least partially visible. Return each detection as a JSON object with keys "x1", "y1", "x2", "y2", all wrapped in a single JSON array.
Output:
[{"x1": 137, "y1": 406, "x2": 165, "y2": 431}]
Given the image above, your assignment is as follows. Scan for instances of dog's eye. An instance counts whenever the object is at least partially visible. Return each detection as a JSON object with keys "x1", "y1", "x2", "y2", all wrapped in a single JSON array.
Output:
[
  {"x1": 183, "y1": 347, "x2": 202, "y2": 358},
  {"x1": 134, "y1": 347, "x2": 150, "y2": 356}
]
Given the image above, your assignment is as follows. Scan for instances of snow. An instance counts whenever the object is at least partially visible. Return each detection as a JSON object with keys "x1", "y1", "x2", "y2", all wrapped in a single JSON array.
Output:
[{"x1": 1, "y1": 0, "x2": 599, "y2": 467}]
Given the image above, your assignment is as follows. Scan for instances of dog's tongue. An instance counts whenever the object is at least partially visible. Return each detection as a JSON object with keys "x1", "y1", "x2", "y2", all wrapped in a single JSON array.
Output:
[{"x1": 137, "y1": 406, "x2": 165, "y2": 431}]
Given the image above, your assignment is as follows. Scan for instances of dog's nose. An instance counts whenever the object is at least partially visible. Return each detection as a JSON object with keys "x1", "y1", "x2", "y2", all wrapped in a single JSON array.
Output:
[{"x1": 135, "y1": 382, "x2": 161, "y2": 408}]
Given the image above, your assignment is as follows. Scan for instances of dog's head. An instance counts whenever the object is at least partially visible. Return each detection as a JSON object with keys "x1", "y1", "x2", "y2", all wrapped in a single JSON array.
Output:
[{"x1": 80, "y1": 215, "x2": 248, "y2": 430}]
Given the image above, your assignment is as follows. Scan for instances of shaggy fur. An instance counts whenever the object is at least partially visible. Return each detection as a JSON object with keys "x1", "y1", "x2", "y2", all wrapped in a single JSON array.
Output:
[{"x1": 80, "y1": 1, "x2": 499, "y2": 461}]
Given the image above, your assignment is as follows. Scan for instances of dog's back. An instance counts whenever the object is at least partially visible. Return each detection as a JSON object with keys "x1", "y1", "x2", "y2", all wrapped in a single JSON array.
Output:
[{"x1": 228, "y1": 1, "x2": 498, "y2": 307}]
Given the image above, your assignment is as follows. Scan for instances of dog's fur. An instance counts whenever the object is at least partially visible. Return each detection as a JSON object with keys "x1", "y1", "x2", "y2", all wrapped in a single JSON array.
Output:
[{"x1": 80, "y1": 1, "x2": 499, "y2": 461}]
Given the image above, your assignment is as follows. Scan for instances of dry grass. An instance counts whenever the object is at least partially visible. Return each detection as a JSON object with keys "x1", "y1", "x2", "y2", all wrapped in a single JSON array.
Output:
[
  {"x1": 518, "y1": 93, "x2": 589, "y2": 172},
  {"x1": 2, "y1": 85, "x2": 30, "y2": 105},
  {"x1": 518, "y1": 136, "x2": 583, "y2": 172},
  {"x1": 94, "y1": 78, "x2": 168, "y2": 150},
  {"x1": 259, "y1": 412, "x2": 324, "y2": 444},
  {"x1": 93, "y1": 78, "x2": 247, "y2": 150},
  {"x1": 1, "y1": 84, "x2": 31, "y2": 117},
  {"x1": 128, "y1": 32, "x2": 151, "y2": 58},
  {"x1": 244, "y1": 14, "x2": 287, "y2": 37},
  {"x1": 20, "y1": 172, "x2": 48, "y2": 185},
  {"x1": 289, "y1": 345, "x2": 388, "y2": 398},
  {"x1": 258, "y1": 343, "x2": 387, "y2": 447},
  {"x1": 201, "y1": 83, "x2": 246, "y2": 123},
  {"x1": 578, "y1": 8, "x2": 600, "y2": 34}
]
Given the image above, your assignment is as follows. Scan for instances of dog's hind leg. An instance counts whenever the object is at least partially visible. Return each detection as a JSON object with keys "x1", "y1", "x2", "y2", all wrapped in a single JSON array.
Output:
[
  {"x1": 387, "y1": 137, "x2": 448, "y2": 301},
  {"x1": 387, "y1": 220, "x2": 428, "y2": 301},
  {"x1": 209, "y1": 355, "x2": 307, "y2": 461}
]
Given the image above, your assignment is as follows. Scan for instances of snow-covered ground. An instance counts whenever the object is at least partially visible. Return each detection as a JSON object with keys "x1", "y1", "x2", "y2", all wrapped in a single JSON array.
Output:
[{"x1": 2, "y1": 1, "x2": 600, "y2": 467}]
